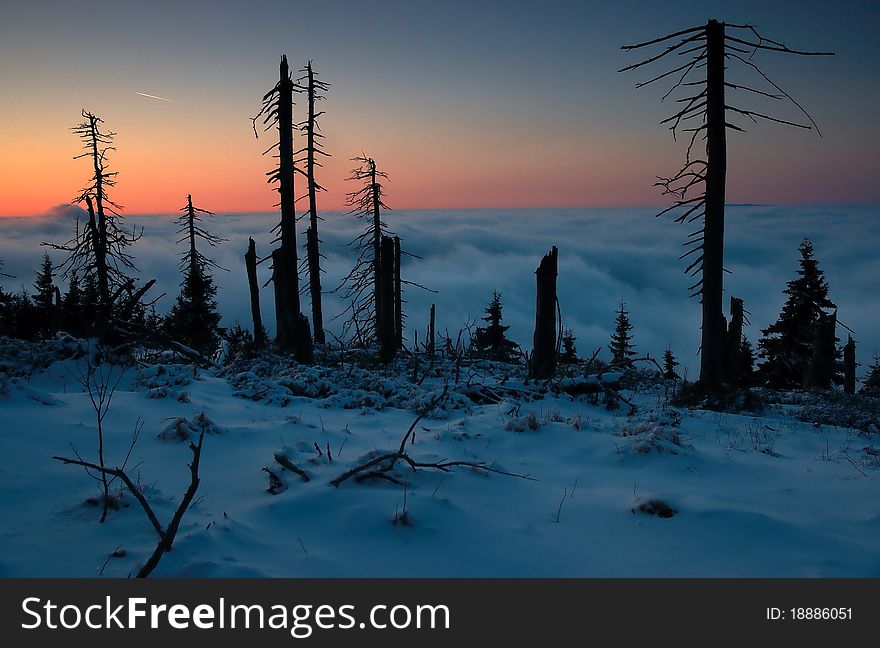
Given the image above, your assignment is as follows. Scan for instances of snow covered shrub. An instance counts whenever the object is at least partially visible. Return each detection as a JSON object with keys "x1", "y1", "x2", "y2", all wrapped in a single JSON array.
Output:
[
  {"x1": 0, "y1": 333, "x2": 87, "y2": 380},
  {"x1": 504, "y1": 411, "x2": 540, "y2": 432},
  {"x1": 619, "y1": 410, "x2": 687, "y2": 454},
  {"x1": 158, "y1": 411, "x2": 219, "y2": 441},
  {"x1": 132, "y1": 364, "x2": 194, "y2": 400},
  {"x1": 781, "y1": 391, "x2": 880, "y2": 435}
]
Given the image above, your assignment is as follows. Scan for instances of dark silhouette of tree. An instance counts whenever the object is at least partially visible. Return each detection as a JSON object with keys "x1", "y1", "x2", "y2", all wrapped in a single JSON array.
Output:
[
  {"x1": 621, "y1": 21, "x2": 832, "y2": 390},
  {"x1": 843, "y1": 335, "x2": 856, "y2": 395},
  {"x1": 758, "y1": 239, "x2": 836, "y2": 388},
  {"x1": 739, "y1": 337, "x2": 755, "y2": 388},
  {"x1": 861, "y1": 354, "x2": 880, "y2": 397},
  {"x1": 163, "y1": 195, "x2": 225, "y2": 356},
  {"x1": 663, "y1": 347, "x2": 680, "y2": 379},
  {"x1": 33, "y1": 252, "x2": 57, "y2": 336},
  {"x1": 532, "y1": 246, "x2": 559, "y2": 379},
  {"x1": 253, "y1": 55, "x2": 312, "y2": 362},
  {"x1": 296, "y1": 61, "x2": 330, "y2": 346},
  {"x1": 473, "y1": 291, "x2": 518, "y2": 362},
  {"x1": 45, "y1": 110, "x2": 150, "y2": 337},
  {"x1": 244, "y1": 238, "x2": 267, "y2": 347},
  {"x1": 609, "y1": 299, "x2": 636, "y2": 365},
  {"x1": 61, "y1": 272, "x2": 86, "y2": 336},
  {"x1": 561, "y1": 328, "x2": 578, "y2": 364},
  {"x1": 336, "y1": 156, "x2": 391, "y2": 344}
]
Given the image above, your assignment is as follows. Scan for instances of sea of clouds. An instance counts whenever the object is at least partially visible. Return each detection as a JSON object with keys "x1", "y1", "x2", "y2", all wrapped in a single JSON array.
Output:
[{"x1": 1, "y1": 205, "x2": 878, "y2": 378}]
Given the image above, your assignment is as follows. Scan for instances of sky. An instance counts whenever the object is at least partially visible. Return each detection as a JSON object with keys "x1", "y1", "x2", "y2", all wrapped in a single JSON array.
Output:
[{"x1": 1, "y1": 0, "x2": 878, "y2": 216}]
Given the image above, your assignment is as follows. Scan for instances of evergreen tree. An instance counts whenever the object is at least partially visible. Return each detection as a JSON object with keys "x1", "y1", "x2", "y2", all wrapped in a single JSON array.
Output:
[
  {"x1": 11, "y1": 287, "x2": 38, "y2": 340},
  {"x1": 739, "y1": 337, "x2": 755, "y2": 388},
  {"x1": 560, "y1": 328, "x2": 578, "y2": 364},
  {"x1": 609, "y1": 299, "x2": 636, "y2": 365},
  {"x1": 861, "y1": 354, "x2": 880, "y2": 397},
  {"x1": 473, "y1": 291, "x2": 518, "y2": 362},
  {"x1": 758, "y1": 239, "x2": 836, "y2": 388},
  {"x1": 163, "y1": 195, "x2": 225, "y2": 356},
  {"x1": 663, "y1": 347, "x2": 679, "y2": 380},
  {"x1": 61, "y1": 272, "x2": 85, "y2": 336},
  {"x1": 33, "y1": 253, "x2": 58, "y2": 337},
  {"x1": 81, "y1": 273, "x2": 99, "y2": 336}
]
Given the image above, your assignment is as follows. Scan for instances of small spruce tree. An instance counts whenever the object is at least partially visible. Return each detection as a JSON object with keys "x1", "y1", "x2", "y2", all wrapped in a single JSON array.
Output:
[
  {"x1": 473, "y1": 291, "x2": 518, "y2": 362},
  {"x1": 758, "y1": 238, "x2": 836, "y2": 388},
  {"x1": 560, "y1": 328, "x2": 578, "y2": 364},
  {"x1": 861, "y1": 354, "x2": 880, "y2": 397},
  {"x1": 33, "y1": 253, "x2": 56, "y2": 337},
  {"x1": 163, "y1": 195, "x2": 225, "y2": 356},
  {"x1": 663, "y1": 347, "x2": 679, "y2": 380},
  {"x1": 609, "y1": 299, "x2": 636, "y2": 365}
]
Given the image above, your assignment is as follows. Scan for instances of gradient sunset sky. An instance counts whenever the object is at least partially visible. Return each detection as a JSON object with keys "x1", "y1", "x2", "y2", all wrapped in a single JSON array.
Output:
[{"x1": 1, "y1": 0, "x2": 877, "y2": 216}]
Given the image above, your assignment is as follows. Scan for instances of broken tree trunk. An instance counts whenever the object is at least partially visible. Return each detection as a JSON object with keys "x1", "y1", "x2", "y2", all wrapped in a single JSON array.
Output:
[
  {"x1": 844, "y1": 335, "x2": 856, "y2": 395},
  {"x1": 700, "y1": 19, "x2": 727, "y2": 390},
  {"x1": 805, "y1": 310, "x2": 837, "y2": 390},
  {"x1": 304, "y1": 62, "x2": 325, "y2": 347},
  {"x1": 393, "y1": 236, "x2": 403, "y2": 351},
  {"x1": 532, "y1": 246, "x2": 559, "y2": 380},
  {"x1": 725, "y1": 296, "x2": 744, "y2": 386},
  {"x1": 428, "y1": 303, "x2": 436, "y2": 358},
  {"x1": 379, "y1": 236, "x2": 396, "y2": 363},
  {"x1": 244, "y1": 237, "x2": 266, "y2": 347}
]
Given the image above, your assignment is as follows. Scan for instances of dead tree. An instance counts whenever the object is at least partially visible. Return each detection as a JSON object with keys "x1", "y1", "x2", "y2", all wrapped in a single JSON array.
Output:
[
  {"x1": 45, "y1": 110, "x2": 149, "y2": 337},
  {"x1": 621, "y1": 20, "x2": 832, "y2": 390},
  {"x1": 393, "y1": 236, "x2": 404, "y2": 350},
  {"x1": 335, "y1": 156, "x2": 391, "y2": 343},
  {"x1": 378, "y1": 236, "x2": 396, "y2": 362},
  {"x1": 54, "y1": 425, "x2": 206, "y2": 578},
  {"x1": 532, "y1": 246, "x2": 559, "y2": 380},
  {"x1": 843, "y1": 334, "x2": 856, "y2": 395},
  {"x1": 805, "y1": 310, "x2": 837, "y2": 390},
  {"x1": 427, "y1": 303, "x2": 436, "y2": 358},
  {"x1": 244, "y1": 238, "x2": 266, "y2": 347},
  {"x1": 253, "y1": 55, "x2": 312, "y2": 363},
  {"x1": 724, "y1": 296, "x2": 748, "y2": 386},
  {"x1": 296, "y1": 61, "x2": 330, "y2": 345}
]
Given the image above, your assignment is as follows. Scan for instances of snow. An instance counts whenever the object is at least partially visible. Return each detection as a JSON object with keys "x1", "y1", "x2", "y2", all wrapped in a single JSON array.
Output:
[{"x1": 1, "y1": 343, "x2": 879, "y2": 577}]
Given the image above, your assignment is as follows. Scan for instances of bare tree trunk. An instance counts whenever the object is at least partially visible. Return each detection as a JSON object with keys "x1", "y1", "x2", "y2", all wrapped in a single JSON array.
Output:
[
  {"x1": 306, "y1": 225, "x2": 324, "y2": 345},
  {"x1": 305, "y1": 63, "x2": 325, "y2": 345},
  {"x1": 805, "y1": 310, "x2": 837, "y2": 390},
  {"x1": 725, "y1": 296, "x2": 744, "y2": 386},
  {"x1": 393, "y1": 236, "x2": 402, "y2": 350},
  {"x1": 244, "y1": 238, "x2": 266, "y2": 347},
  {"x1": 371, "y1": 162, "x2": 382, "y2": 342},
  {"x1": 273, "y1": 55, "x2": 310, "y2": 362},
  {"x1": 428, "y1": 303, "x2": 435, "y2": 358},
  {"x1": 379, "y1": 236, "x2": 396, "y2": 362},
  {"x1": 700, "y1": 19, "x2": 727, "y2": 390},
  {"x1": 532, "y1": 246, "x2": 559, "y2": 380},
  {"x1": 843, "y1": 334, "x2": 856, "y2": 395}
]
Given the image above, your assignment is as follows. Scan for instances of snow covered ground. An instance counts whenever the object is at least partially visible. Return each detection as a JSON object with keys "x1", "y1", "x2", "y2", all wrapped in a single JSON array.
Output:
[{"x1": 2, "y1": 341, "x2": 879, "y2": 577}]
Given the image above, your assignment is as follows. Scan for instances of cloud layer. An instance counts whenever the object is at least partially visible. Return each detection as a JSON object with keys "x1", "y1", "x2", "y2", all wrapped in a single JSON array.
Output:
[{"x1": 1, "y1": 205, "x2": 878, "y2": 377}]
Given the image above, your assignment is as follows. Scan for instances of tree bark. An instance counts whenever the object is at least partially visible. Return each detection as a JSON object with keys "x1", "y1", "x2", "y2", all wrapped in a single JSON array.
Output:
[
  {"x1": 305, "y1": 63, "x2": 325, "y2": 345},
  {"x1": 273, "y1": 55, "x2": 309, "y2": 362},
  {"x1": 379, "y1": 236, "x2": 396, "y2": 362},
  {"x1": 725, "y1": 296, "x2": 744, "y2": 386},
  {"x1": 532, "y1": 246, "x2": 559, "y2": 379},
  {"x1": 805, "y1": 310, "x2": 836, "y2": 390},
  {"x1": 393, "y1": 236, "x2": 402, "y2": 351},
  {"x1": 700, "y1": 19, "x2": 727, "y2": 389},
  {"x1": 843, "y1": 335, "x2": 856, "y2": 395},
  {"x1": 244, "y1": 237, "x2": 265, "y2": 347}
]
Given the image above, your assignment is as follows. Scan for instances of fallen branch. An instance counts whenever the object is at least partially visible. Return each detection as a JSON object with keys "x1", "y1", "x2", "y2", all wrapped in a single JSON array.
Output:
[
  {"x1": 53, "y1": 427, "x2": 206, "y2": 578},
  {"x1": 274, "y1": 453, "x2": 311, "y2": 482}
]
